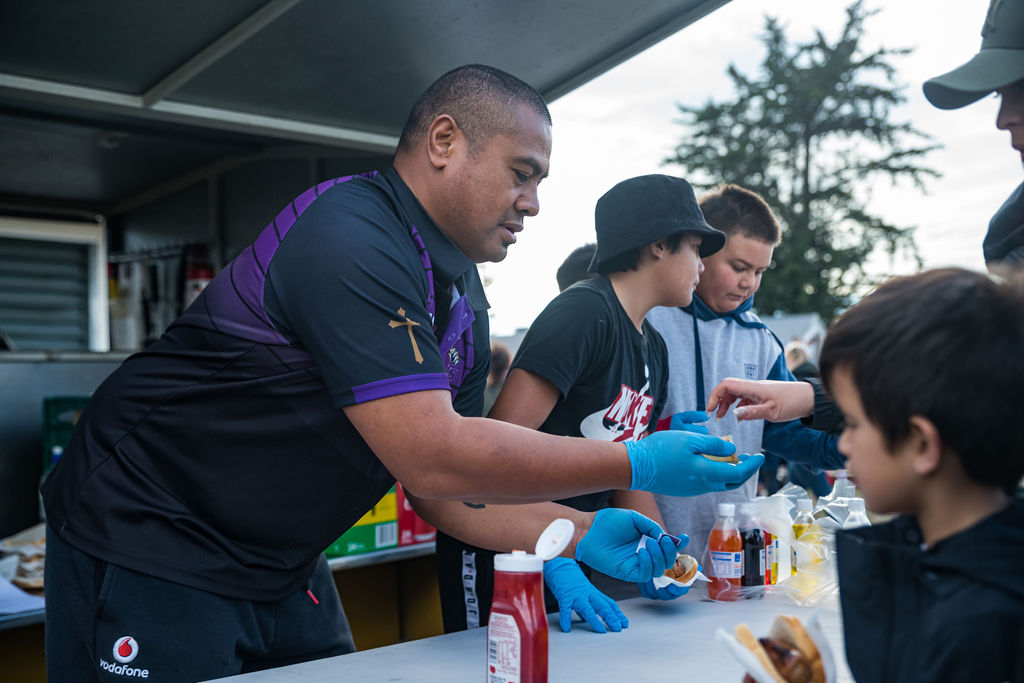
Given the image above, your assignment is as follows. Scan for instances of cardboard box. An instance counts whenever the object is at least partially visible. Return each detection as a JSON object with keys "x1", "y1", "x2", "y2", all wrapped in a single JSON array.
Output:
[{"x1": 326, "y1": 487, "x2": 398, "y2": 557}]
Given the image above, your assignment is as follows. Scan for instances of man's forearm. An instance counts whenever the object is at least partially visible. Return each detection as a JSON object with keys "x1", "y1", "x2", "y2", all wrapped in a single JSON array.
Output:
[
  {"x1": 345, "y1": 389, "x2": 632, "y2": 503},
  {"x1": 407, "y1": 494, "x2": 592, "y2": 557}
]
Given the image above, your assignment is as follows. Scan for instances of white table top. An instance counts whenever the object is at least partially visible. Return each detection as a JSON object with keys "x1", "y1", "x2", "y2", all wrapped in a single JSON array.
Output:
[{"x1": 209, "y1": 590, "x2": 854, "y2": 682}]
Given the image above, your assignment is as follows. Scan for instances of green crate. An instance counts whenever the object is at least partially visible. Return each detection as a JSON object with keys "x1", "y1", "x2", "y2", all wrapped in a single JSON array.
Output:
[{"x1": 42, "y1": 396, "x2": 90, "y2": 476}]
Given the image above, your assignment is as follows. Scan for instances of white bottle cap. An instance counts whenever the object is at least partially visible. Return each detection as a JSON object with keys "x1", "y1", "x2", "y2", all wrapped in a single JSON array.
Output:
[
  {"x1": 534, "y1": 518, "x2": 574, "y2": 561},
  {"x1": 493, "y1": 518, "x2": 574, "y2": 573},
  {"x1": 796, "y1": 498, "x2": 813, "y2": 512},
  {"x1": 718, "y1": 503, "x2": 735, "y2": 516},
  {"x1": 494, "y1": 549, "x2": 543, "y2": 573},
  {"x1": 850, "y1": 498, "x2": 866, "y2": 512}
]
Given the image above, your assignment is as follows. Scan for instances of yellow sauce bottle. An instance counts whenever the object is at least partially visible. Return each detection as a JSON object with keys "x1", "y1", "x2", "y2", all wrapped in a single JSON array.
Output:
[{"x1": 791, "y1": 498, "x2": 814, "y2": 575}]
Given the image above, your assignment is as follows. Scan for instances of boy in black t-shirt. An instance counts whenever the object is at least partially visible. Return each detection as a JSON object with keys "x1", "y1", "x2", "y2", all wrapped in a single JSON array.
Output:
[{"x1": 436, "y1": 174, "x2": 737, "y2": 633}]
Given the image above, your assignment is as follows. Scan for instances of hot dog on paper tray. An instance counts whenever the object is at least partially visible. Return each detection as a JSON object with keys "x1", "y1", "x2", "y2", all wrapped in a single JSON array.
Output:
[{"x1": 715, "y1": 613, "x2": 836, "y2": 683}]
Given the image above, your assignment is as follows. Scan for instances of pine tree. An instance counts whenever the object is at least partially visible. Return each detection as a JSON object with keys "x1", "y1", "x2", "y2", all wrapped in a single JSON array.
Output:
[{"x1": 664, "y1": 1, "x2": 938, "y2": 321}]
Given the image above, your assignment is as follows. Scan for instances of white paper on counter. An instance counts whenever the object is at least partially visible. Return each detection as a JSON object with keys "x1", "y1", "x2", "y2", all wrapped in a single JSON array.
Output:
[{"x1": 0, "y1": 577, "x2": 44, "y2": 614}]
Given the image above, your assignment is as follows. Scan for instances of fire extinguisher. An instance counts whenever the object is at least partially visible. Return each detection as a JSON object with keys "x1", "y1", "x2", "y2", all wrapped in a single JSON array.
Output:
[{"x1": 182, "y1": 245, "x2": 214, "y2": 311}]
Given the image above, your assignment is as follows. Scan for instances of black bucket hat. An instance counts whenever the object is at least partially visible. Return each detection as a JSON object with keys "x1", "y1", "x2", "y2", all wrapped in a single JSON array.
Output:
[
  {"x1": 588, "y1": 174, "x2": 726, "y2": 272},
  {"x1": 923, "y1": 0, "x2": 1024, "y2": 109}
]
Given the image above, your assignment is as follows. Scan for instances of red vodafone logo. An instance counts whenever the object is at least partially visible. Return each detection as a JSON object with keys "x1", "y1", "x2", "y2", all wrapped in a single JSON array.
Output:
[{"x1": 113, "y1": 636, "x2": 139, "y2": 663}]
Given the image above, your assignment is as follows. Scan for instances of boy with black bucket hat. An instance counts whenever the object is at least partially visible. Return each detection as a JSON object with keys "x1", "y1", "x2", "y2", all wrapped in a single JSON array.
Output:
[
  {"x1": 924, "y1": 0, "x2": 1024, "y2": 269},
  {"x1": 435, "y1": 174, "x2": 764, "y2": 634}
]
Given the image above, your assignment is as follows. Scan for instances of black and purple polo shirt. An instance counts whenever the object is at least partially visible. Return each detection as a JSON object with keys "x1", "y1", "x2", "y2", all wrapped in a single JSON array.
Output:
[{"x1": 42, "y1": 168, "x2": 490, "y2": 600}]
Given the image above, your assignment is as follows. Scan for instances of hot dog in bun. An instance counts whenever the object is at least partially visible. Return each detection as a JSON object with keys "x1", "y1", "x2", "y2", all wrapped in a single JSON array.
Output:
[
  {"x1": 663, "y1": 553, "x2": 699, "y2": 584},
  {"x1": 735, "y1": 616, "x2": 824, "y2": 683}
]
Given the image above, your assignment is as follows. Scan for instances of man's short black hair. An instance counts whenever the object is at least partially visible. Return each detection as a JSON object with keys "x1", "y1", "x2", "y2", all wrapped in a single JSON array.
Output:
[
  {"x1": 820, "y1": 268, "x2": 1024, "y2": 492},
  {"x1": 699, "y1": 184, "x2": 781, "y2": 246},
  {"x1": 397, "y1": 64, "x2": 551, "y2": 156},
  {"x1": 596, "y1": 232, "x2": 688, "y2": 276},
  {"x1": 556, "y1": 243, "x2": 598, "y2": 291}
]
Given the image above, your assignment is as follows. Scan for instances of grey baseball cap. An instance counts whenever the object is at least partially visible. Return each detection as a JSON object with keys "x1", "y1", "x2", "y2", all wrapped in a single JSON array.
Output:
[
  {"x1": 923, "y1": 0, "x2": 1024, "y2": 109},
  {"x1": 588, "y1": 174, "x2": 726, "y2": 272}
]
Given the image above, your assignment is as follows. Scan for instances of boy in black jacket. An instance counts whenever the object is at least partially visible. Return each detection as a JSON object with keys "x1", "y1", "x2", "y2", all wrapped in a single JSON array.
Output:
[{"x1": 818, "y1": 268, "x2": 1024, "y2": 682}]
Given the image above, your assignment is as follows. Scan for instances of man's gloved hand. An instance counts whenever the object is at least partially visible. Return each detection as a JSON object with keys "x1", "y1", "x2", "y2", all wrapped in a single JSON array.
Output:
[
  {"x1": 624, "y1": 431, "x2": 764, "y2": 497},
  {"x1": 636, "y1": 534, "x2": 696, "y2": 601},
  {"x1": 638, "y1": 578, "x2": 689, "y2": 601},
  {"x1": 575, "y1": 509, "x2": 681, "y2": 583},
  {"x1": 669, "y1": 410, "x2": 710, "y2": 434},
  {"x1": 543, "y1": 558, "x2": 627, "y2": 633}
]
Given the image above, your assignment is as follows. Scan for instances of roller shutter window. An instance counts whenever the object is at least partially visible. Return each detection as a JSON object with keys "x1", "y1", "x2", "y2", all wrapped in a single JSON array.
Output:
[{"x1": 0, "y1": 236, "x2": 90, "y2": 350}]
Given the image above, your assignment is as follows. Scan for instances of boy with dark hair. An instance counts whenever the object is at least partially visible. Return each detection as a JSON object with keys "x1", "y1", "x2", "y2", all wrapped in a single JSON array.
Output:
[
  {"x1": 819, "y1": 267, "x2": 1024, "y2": 682},
  {"x1": 647, "y1": 184, "x2": 844, "y2": 554},
  {"x1": 435, "y1": 175, "x2": 762, "y2": 634},
  {"x1": 556, "y1": 242, "x2": 599, "y2": 292}
]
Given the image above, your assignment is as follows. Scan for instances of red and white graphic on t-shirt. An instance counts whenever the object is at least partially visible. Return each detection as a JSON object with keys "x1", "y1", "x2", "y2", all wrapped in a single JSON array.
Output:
[
  {"x1": 579, "y1": 377, "x2": 654, "y2": 442},
  {"x1": 113, "y1": 636, "x2": 139, "y2": 663}
]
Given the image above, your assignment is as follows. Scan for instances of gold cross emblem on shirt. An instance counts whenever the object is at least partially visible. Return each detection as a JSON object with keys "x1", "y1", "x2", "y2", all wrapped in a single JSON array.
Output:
[{"x1": 389, "y1": 308, "x2": 423, "y2": 364}]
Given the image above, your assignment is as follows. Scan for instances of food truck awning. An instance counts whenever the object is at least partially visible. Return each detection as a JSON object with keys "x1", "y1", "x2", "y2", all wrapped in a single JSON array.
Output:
[{"x1": 0, "y1": 0, "x2": 730, "y2": 215}]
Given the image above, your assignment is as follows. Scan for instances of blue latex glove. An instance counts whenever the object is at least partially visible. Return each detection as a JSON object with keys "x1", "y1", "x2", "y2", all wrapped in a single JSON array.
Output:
[
  {"x1": 624, "y1": 431, "x2": 764, "y2": 497},
  {"x1": 543, "y1": 558, "x2": 627, "y2": 633},
  {"x1": 575, "y1": 509, "x2": 682, "y2": 582},
  {"x1": 669, "y1": 410, "x2": 710, "y2": 434},
  {"x1": 638, "y1": 578, "x2": 689, "y2": 601},
  {"x1": 636, "y1": 534, "x2": 696, "y2": 601}
]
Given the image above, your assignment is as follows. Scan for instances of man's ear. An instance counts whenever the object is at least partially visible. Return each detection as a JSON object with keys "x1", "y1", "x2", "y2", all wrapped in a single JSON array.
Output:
[
  {"x1": 908, "y1": 415, "x2": 943, "y2": 476},
  {"x1": 425, "y1": 115, "x2": 460, "y2": 170}
]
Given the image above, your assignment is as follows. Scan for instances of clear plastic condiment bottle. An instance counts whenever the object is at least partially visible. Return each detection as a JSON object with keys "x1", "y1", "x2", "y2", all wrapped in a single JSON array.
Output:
[
  {"x1": 707, "y1": 503, "x2": 743, "y2": 601},
  {"x1": 791, "y1": 498, "x2": 815, "y2": 575},
  {"x1": 487, "y1": 518, "x2": 573, "y2": 683}
]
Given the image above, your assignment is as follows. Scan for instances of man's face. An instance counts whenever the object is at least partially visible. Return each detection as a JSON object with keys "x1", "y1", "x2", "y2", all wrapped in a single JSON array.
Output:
[
  {"x1": 831, "y1": 367, "x2": 919, "y2": 515},
  {"x1": 694, "y1": 232, "x2": 773, "y2": 314},
  {"x1": 997, "y1": 79, "x2": 1024, "y2": 167},
  {"x1": 439, "y1": 104, "x2": 551, "y2": 263},
  {"x1": 655, "y1": 234, "x2": 704, "y2": 307}
]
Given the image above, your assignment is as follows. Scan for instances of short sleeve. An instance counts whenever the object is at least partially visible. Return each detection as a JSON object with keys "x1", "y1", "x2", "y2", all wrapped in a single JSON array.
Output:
[
  {"x1": 265, "y1": 184, "x2": 450, "y2": 407},
  {"x1": 512, "y1": 286, "x2": 610, "y2": 398}
]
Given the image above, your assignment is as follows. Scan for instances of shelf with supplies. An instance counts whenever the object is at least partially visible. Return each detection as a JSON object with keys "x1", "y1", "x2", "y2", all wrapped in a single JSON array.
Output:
[{"x1": 326, "y1": 541, "x2": 435, "y2": 571}]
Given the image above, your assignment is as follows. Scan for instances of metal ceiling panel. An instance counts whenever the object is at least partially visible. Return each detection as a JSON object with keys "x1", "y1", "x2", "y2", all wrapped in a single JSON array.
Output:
[
  {"x1": 0, "y1": 0, "x2": 269, "y2": 93},
  {"x1": 0, "y1": 0, "x2": 730, "y2": 211}
]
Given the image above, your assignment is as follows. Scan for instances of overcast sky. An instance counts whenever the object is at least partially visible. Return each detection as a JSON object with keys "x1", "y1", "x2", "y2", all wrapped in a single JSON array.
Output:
[{"x1": 482, "y1": 0, "x2": 1021, "y2": 335}]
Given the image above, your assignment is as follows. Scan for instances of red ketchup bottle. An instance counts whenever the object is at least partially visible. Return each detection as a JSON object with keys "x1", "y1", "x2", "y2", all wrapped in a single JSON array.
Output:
[{"x1": 487, "y1": 519, "x2": 573, "y2": 683}]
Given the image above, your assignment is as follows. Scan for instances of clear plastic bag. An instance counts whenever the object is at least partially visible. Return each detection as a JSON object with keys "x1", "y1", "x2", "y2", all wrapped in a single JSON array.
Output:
[{"x1": 769, "y1": 490, "x2": 838, "y2": 607}]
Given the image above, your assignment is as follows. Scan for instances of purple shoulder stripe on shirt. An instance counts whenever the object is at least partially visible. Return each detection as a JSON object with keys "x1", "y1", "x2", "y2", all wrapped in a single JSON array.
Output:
[
  {"x1": 352, "y1": 373, "x2": 451, "y2": 403},
  {"x1": 184, "y1": 173, "x2": 377, "y2": 346}
]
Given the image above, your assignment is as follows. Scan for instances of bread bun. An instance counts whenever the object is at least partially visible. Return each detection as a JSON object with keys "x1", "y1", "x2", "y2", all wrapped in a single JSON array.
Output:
[
  {"x1": 663, "y1": 553, "x2": 699, "y2": 584},
  {"x1": 701, "y1": 453, "x2": 740, "y2": 463},
  {"x1": 734, "y1": 623, "x2": 790, "y2": 683},
  {"x1": 770, "y1": 616, "x2": 825, "y2": 683},
  {"x1": 733, "y1": 615, "x2": 823, "y2": 683}
]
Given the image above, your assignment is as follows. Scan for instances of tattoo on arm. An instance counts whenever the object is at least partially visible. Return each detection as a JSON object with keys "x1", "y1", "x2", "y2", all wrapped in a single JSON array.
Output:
[{"x1": 462, "y1": 501, "x2": 486, "y2": 509}]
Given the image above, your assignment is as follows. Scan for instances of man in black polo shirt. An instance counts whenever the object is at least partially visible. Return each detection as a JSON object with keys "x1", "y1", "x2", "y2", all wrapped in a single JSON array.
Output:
[{"x1": 42, "y1": 65, "x2": 762, "y2": 680}]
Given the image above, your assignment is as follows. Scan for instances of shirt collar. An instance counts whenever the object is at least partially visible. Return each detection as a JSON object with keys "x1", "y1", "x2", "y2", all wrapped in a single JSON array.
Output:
[
  {"x1": 684, "y1": 292, "x2": 755, "y2": 321},
  {"x1": 382, "y1": 168, "x2": 489, "y2": 311}
]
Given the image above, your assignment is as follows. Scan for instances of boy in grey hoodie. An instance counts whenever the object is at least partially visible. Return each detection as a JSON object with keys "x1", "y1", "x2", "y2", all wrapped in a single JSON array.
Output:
[{"x1": 646, "y1": 185, "x2": 844, "y2": 555}]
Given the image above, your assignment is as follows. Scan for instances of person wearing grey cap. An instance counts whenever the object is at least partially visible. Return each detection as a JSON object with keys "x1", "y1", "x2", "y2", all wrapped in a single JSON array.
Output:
[
  {"x1": 924, "y1": 0, "x2": 1024, "y2": 268},
  {"x1": 435, "y1": 174, "x2": 764, "y2": 635}
]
